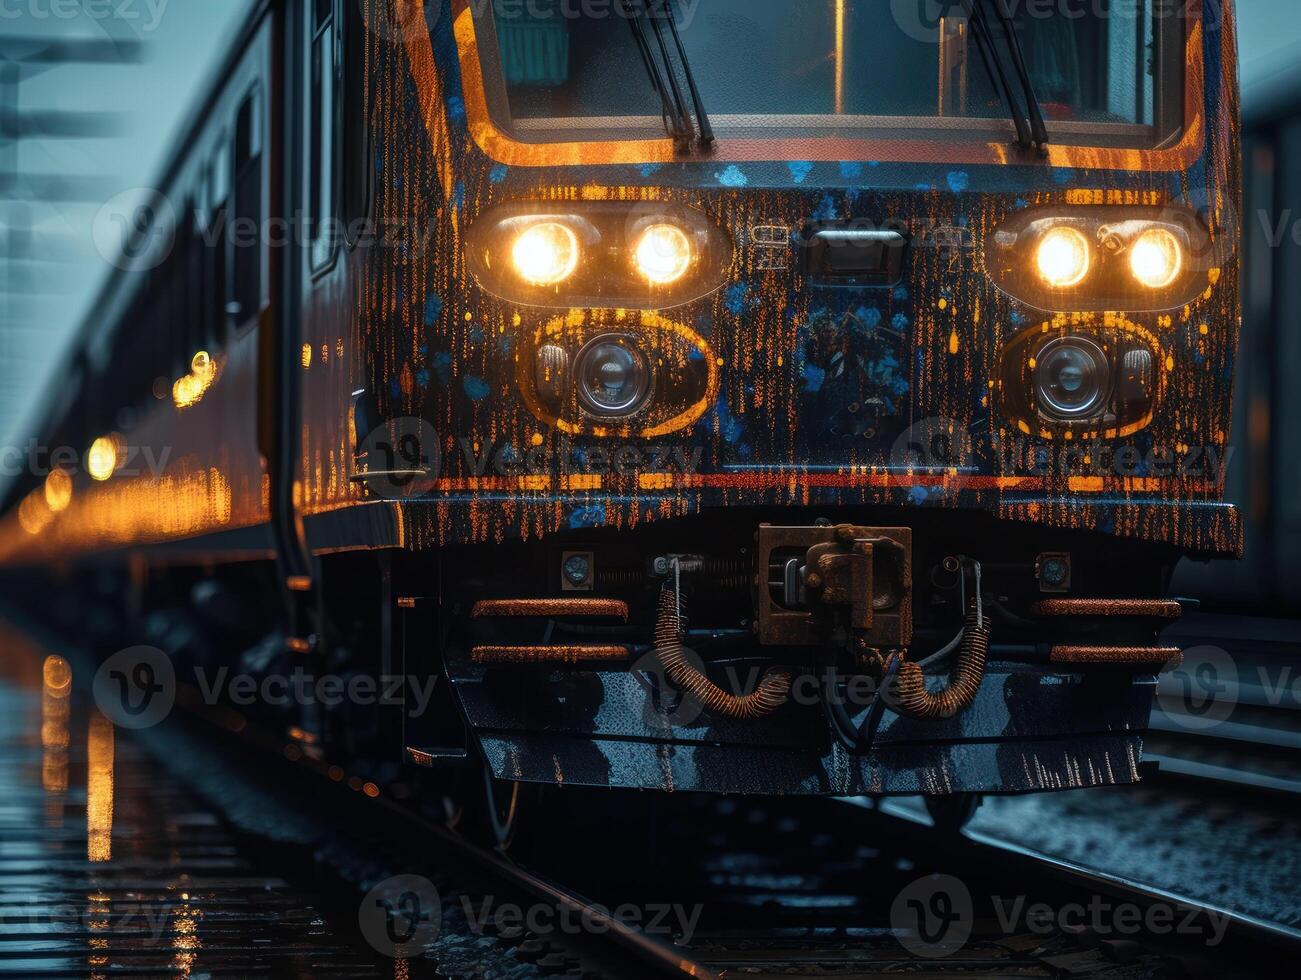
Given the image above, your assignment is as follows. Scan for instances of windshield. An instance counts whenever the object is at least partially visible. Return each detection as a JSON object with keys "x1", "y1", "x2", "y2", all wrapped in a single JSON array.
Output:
[{"x1": 472, "y1": 0, "x2": 1184, "y2": 147}]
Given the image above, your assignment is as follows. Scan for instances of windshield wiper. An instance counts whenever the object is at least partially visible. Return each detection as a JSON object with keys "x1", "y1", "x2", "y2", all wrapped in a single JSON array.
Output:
[
  {"x1": 960, "y1": 0, "x2": 1049, "y2": 153},
  {"x1": 987, "y1": 0, "x2": 1049, "y2": 150},
  {"x1": 622, "y1": 0, "x2": 714, "y2": 154},
  {"x1": 659, "y1": 0, "x2": 714, "y2": 149}
]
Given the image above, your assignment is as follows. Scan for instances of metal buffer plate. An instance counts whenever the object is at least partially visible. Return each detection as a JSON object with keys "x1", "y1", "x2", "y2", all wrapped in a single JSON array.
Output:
[{"x1": 756, "y1": 525, "x2": 912, "y2": 647}]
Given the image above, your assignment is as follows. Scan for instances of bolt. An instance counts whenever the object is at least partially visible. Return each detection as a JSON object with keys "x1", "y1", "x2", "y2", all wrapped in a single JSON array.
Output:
[
  {"x1": 653, "y1": 557, "x2": 670, "y2": 576},
  {"x1": 805, "y1": 571, "x2": 823, "y2": 589},
  {"x1": 563, "y1": 554, "x2": 592, "y2": 586},
  {"x1": 1040, "y1": 557, "x2": 1070, "y2": 588}
]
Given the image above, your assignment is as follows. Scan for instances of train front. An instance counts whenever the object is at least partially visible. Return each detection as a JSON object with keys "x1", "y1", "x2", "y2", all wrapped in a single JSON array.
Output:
[{"x1": 357, "y1": 0, "x2": 1241, "y2": 796}]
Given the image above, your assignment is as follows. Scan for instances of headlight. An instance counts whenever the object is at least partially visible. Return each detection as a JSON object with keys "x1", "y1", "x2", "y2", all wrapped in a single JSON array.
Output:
[
  {"x1": 511, "y1": 221, "x2": 580, "y2": 286},
  {"x1": 1129, "y1": 227, "x2": 1183, "y2": 289},
  {"x1": 634, "y1": 223, "x2": 693, "y2": 285},
  {"x1": 1035, "y1": 226, "x2": 1091, "y2": 288},
  {"x1": 466, "y1": 203, "x2": 732, "y2": 309},
  {"x1": 574, "y1": 335, "x2": 653, "y2": 418},
  {"x1": 1033, "y1": 336, "x2": 1110, "y2": 421},
  {"x1": 988, "y1": 207, "x2": 1215, "y2": 313}
]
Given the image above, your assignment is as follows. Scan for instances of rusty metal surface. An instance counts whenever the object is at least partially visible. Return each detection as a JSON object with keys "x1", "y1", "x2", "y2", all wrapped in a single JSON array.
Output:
[
  {"x1": 471, "y1": 644, "x2": 631, "y2": 666},
  {"x1": 1050, "y1": 646, "x2": 1183, "y2": 667},
  {"x1": 0, "y1": 642, "x2": 383, "y2": 978},
  {"x1": 471, "y1": 598, "x2": 630, "y2": 621},
  {"x1": 1032, "y1": 599, "x2": 1184, "y2": 619},
  {"x1": 755, "y1": 525, "x2": 912, "y2": 646}
]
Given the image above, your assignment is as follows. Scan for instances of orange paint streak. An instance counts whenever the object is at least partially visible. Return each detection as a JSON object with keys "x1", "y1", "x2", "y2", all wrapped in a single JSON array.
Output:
[{"x1": 398, "y1": 0, "x2": 455, "y2": 201}]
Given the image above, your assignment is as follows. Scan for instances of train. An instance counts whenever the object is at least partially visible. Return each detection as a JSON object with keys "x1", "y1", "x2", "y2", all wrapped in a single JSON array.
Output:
[{"x1": 0, "y1": 0, "x2": 1244, "y2": 837}]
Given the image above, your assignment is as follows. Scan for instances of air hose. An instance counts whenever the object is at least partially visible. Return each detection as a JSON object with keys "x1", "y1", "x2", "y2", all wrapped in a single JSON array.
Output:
[
  {"x1": 894, "y1": 607, "x2": 991, "y2": 719},
  {"x1": 653, "y1": 587, "x2": 792, "y2": 720}
]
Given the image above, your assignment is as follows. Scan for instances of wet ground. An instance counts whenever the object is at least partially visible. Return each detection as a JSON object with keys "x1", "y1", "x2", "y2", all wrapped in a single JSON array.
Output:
[{"x1": 0, "y1": 630, "x2": 388, "y2": 978}]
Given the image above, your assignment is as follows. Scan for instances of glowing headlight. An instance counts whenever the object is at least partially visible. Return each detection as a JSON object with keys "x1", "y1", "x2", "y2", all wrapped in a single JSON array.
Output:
[
  {"x1": 1129, "y1": 228, "x2": 1183, "y2": 289},
  {"x1": 634, "y1": 223, "x2": 693, "y2": 285},
  {"x1": 511, "y1": 222, "x2": 580, "y2": 286},
  {"x1": 1035, "y1": 226, "x2": 1092, "y2": 288}
]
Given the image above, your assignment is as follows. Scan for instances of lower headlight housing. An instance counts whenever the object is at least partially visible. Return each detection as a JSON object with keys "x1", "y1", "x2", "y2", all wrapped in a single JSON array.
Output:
[
  {"x1": 997, "y1": 322, "x2": 1163, "y2": 435},
  {"x1": 1033, "y1": 336, "x2": 1111, "y2": 421},
  {"x1": 574, "y1": 335, "x2": 654, "y2": 418}
]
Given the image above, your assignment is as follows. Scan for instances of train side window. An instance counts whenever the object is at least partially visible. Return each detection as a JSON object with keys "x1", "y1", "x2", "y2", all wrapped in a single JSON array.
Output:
[
  {"x1": 208, "y1": 138, "x2": 231, "y2": 345},
  {"x1": 232, "y1": 85, "x2": 265, "y2": 330},
  {"x1": 341, "y1": 0, "x2": 373, "y2": 242},
  {"x1": 308, "y1": 0, "x2": 337, "y2": 272}
]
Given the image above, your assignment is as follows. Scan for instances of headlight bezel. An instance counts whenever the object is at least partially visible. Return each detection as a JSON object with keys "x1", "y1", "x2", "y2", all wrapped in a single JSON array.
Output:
[
  {"x1": 465, "y1": 202, "x2": 732, "y2": 309},
  {"x1": 987, "y1": 205, "x2": 1215, "y2": 312}
]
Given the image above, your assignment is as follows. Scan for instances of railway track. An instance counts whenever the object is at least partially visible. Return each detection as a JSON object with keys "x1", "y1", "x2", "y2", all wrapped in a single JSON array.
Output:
[{"x1": 2, "y1": 611, "x2": 1296, "y2": 978}]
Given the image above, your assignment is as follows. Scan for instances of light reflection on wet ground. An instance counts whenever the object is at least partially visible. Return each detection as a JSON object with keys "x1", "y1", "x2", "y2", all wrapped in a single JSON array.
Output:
[{"x1": 0, "y1": 628, "x2": 386, "y2": 978}]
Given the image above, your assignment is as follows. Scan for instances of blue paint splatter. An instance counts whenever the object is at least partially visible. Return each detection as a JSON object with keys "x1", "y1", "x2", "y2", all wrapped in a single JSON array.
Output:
[
  {"x1": 488, "y1": 164, "x2": 509, "y2": 184},
  {"x1": 788, "y1": 161, "x2": 815, "y2": 184},
  {"x1": 716, "y1": 165, "x2": 748, "y2": 187},
  {"x1": 446, "y1": 95, "x2": 466, "y2": 124},
  {"x1": 892, "y1": 312, "x2": 910, "y2": 331},
  {"x1": 453, "y1": 181, "x2": 466, "y2": 211},
  {"x1": 1051, "y1": 168, "x2": 1077, "y2": 186},
  {"x1": 802, "y1": 363, "x2": 826, "y2": 393},
  {"x1": 714, "y1": 396, "x2": 744, "y2": 444},
  {"x1": 639, "y1": 163, "x2": 663, "y2": 178},
  {"x1": 839, "y1": 161, "x2": 864, "y2": 180},
  {"x1": 915, "y1": 182, "x2": 933, "y2": 192},
  {"x1": 423, "y1": 293, "x2": 444, "y2": 326},
  {"x1": 415, "y1": 368, "x2": 431, "y2": 389},
  {"x1": 811, "y1": 195, "x2": 838, "y2": 222},
  {"x1": 893, "y1": 286, "x2": 909, "y2": 301},
  {"x1": 431, "y1": 352, "x2": 453, "y2": 385},
  {"x1": 857, "y1": 306, "x2": 883, "y2": 329},
  {"x1": 463, "y1": 376, "x2": 490, "y2": 400},
  {"x1": 946, "y1": 170, "x2": 970, "y2": 193},
  {"x1": 724, "y1": 283, "x2": 751, "y2": 315},
  {"x1": 569, "y1": 505, "x2": 606, "y2": 529}
]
